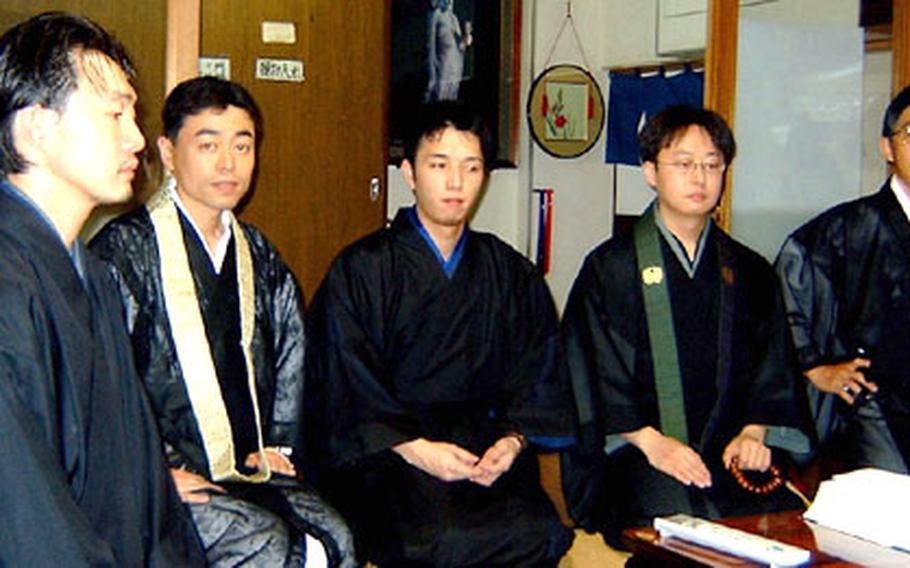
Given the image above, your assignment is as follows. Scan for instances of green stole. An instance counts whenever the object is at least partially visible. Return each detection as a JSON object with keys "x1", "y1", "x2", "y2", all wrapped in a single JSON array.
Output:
[
  {"x1": 634, "y1": 204, "x2": 736, "y2": 446},
  {"x1": 634, "y1": 204, "x2": 689, "y2": 442},
  {"x1": 147, "y1": 190, "x2": 270, "y2": 483}
]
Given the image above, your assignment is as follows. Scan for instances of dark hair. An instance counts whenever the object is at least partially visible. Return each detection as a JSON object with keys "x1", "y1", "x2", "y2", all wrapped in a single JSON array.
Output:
[
  {"x1": 403, "y1": 101, "x2": 493, "y2": 169},
  {"x1": 0, "y1": 11, "x2": 135, "y2": 176},
  {"x1": 162, "y1": 76, "x2": 262, "y2": 143},
  {"x1": 882, "y1": 84, "x2": 910, "y2": 137},
  {"x1": 638, "y1": 104, "x2": 736, "y2": 166}
]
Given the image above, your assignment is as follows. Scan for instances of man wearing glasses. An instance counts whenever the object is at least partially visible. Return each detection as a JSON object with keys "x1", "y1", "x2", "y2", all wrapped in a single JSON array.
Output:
[
  {"x1": 775, "y1": 86, "x2": 910, "y2": 476},
  {"x1": 562, "y1": 105, "x2": 811, "y2": 546}
]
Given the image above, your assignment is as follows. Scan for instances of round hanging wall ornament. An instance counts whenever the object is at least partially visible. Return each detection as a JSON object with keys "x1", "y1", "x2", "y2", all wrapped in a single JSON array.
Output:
[{"x1": 527, "y1": 64, "x2": 604, "y2": 159}]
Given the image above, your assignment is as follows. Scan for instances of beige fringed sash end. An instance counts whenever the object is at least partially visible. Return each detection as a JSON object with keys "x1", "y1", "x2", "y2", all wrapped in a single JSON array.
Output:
[{"x1": 148, "y1": 190, "x2": 269, "y2": 482}]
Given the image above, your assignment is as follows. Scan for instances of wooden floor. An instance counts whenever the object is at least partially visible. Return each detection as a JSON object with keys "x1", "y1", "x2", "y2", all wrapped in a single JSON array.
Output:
[{"x1": 559, "y1": 529, "x2": 630, "y2": 567}]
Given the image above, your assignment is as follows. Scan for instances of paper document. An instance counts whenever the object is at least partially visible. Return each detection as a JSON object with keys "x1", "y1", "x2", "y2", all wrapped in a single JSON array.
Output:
[{"x1": 804, "y1": 468, "x2": 910, "y2": 552}]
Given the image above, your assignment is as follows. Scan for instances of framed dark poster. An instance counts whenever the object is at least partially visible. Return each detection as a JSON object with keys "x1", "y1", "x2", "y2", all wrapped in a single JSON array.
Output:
[{"x1": 390, "y1": 0, "x2": 520, "y2": 168}]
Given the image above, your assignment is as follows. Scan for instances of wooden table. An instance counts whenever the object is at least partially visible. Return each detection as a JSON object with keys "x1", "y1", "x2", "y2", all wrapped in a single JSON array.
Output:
[{"x1": 621, "y1": 509, "x2": 909, "y2": 566}]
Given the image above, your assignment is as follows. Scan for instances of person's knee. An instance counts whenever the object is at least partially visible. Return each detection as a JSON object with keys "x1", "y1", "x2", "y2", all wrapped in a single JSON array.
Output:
[
  {"x1": 282, "y1": 484, "x2": 358, "y2": 566},
  {"x1": 429, "y1": 519, "x2": 572, "y2": 567},
  {"x1": 214, "y1": 515, "x2": 291, "y2": 566},
  {"x1": 239, "y1": 522, "x2": 291, "y2": 565},
  {"x1": 190, "y1": 496, "x2": 291, "y2": 566}
]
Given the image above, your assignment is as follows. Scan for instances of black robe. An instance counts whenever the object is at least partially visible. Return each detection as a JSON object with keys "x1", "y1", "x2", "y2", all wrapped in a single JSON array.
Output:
[
  {"x1": 0, "y1": 183, "x2": 203, "y2": 566},
  {"x1": 92, "y1": 204, "x2": 358, "y2": 566},
  {"x1": 306, "y1": 208, "x2": 575, "y2": 567},
  {"x1": 561, "y1": 215, "x2": 811, "y2": 542},
  {"x1": 90, "y1": 206, "x2": 304, "y2": 474},
  {"x1": 775, "y1": 182, "x2": 910, "y2": 467}
]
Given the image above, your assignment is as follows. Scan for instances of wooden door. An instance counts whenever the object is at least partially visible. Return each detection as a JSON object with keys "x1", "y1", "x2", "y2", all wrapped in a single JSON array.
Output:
[{"x1": 201, "y1": 0, "x2": 388, "y2": 299}]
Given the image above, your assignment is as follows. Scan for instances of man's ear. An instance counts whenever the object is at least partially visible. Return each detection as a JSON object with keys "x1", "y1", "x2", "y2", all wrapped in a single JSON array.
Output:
[
  {"x1": 880, "y1": 136, "x2": 895, "y2": 164},
  {"x1": 401, "y1": 158, "x2": 417, "y2": 191},
  {"x1": 642, "y1": 160, "x2": 659, "y2": 190},
  {"x1": 157, "y1": 135, "x2": 176, "y2": 173},
  {"x1": 11, "y1": 105, "x2": 59, "y2": 161}
]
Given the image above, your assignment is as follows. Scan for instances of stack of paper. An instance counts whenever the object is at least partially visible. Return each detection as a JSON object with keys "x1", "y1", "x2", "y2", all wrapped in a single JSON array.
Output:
[
  {"x1": 807, "y1": 522, "x2": 910, "y2": 565},
  {"x1": 804, "y1": 468, "x2": 910, "y2": 552}
]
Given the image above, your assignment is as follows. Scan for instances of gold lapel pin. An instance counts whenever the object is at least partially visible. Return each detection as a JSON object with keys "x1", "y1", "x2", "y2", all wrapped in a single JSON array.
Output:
[{"x1": 642, "y1": 266, "x2": 663, "y2": 285}]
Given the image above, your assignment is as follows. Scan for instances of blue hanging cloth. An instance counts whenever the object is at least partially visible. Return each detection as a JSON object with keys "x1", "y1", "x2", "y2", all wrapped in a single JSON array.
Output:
[{"x1": 605, "y1": 67, "x2": 704, "y2": 165}]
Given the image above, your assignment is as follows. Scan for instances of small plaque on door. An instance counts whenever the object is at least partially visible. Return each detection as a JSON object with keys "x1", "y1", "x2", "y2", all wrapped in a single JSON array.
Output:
[
  {"x1": 261, "y1": 21, "x2": 297, "y2": 44},
  {"x1": 255, "y1": 58, "x2": 305, "y2": 83},
  {"x1": 199, "y1": 57, "x2": 231, "y2": 80}
]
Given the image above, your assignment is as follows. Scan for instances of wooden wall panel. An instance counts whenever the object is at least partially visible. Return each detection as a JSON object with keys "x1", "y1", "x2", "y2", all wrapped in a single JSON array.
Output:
[
  {"x1": 893, "y1": 0, "x2": 910, "y2": 94},
  {"x1": 166, "y1": 0, "x2": 199, "y2": 93},
  {"x1": 704, "y1": 0, "x2": 739, "y2": 232}
]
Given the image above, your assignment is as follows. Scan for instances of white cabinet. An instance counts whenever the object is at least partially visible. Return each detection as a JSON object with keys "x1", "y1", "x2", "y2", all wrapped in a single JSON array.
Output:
[{"x1": 657, "y1": 0, "x2": 708, "y2": 55}]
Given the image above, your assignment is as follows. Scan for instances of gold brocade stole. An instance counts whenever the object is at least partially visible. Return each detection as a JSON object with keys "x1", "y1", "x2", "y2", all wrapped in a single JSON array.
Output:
[{"x1": 147, "y1": 190, "x2": 269, "y2": 482}]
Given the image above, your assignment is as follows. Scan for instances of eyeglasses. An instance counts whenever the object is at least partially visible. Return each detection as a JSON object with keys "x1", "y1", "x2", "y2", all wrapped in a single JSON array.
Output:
[{"x1": 657, "y1": 160, "x2": 727, "y2": 176}]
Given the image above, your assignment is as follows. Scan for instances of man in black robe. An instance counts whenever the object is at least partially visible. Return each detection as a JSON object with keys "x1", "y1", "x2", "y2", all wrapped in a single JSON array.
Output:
[
  {"x1": 561, "y1": 105, "x2": 811, "y2": 545},
  {"x1": 306, "y1": 101, "x2": 575, "y2": 567},
  {"x1": 0, "y1": 12, "x2": 203, "y2": 566},
  {"x1": 91, "y1": 77, "x2": 354, "y2": 567},
  {"x1": 775, "y1": 86, "x2": 910, "y2": 474}
]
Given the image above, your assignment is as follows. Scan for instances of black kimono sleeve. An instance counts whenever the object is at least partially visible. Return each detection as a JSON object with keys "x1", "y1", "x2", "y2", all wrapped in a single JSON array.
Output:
[
  {"x1": 0, "y1": 267, "x2": 202, "y2": 567},
  {"x1": 562, "y1": 240, "x2": 649, "y2": 453},
  {"x1": 559, "y1": 243, "x2": 648, "y2": 527},
  {"x1": 249, "y1": 228, "x2": 306, "y2": 452},
  {"x1": 487, "y1": 247, "x2": 577, "y2": 445},
  {"x1": 775, "y1": 229, "x2": 849, "y2": 370},
  {"x1": 305, "y1": 252, "x2": 423, "y2": 470},
  {"x1": 0, "y1": 338, "x2": 118, "y2": 565},
  {"x1": 774, "y1": 193, "x2": 910, "y2": 455}
]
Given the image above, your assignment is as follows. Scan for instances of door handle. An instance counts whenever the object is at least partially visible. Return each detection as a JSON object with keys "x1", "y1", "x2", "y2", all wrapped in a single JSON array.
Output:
[{"x1": 369, "y1": 176, "x2": 382, "y2": 202}]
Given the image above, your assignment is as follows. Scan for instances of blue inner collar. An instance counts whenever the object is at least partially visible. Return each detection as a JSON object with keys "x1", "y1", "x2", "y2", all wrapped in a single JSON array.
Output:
[{"x1": 407, "y1": 206, "x2": 467, "y2": 279}]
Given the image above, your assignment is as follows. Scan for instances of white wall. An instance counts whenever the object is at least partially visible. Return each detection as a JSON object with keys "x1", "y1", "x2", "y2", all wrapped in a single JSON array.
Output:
[
  {"x1": 739, "y1": 0, "x2": 857, "y2": 24},
  {"x1": 861, "y1": 50, "x2": 891, "y2": 195},
  {"x1": 731, "y1": 11, "x2": 863, "y2": 260},
  {"x1": 527, "y1": 0, "x2": 611, "y2": 312}
]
